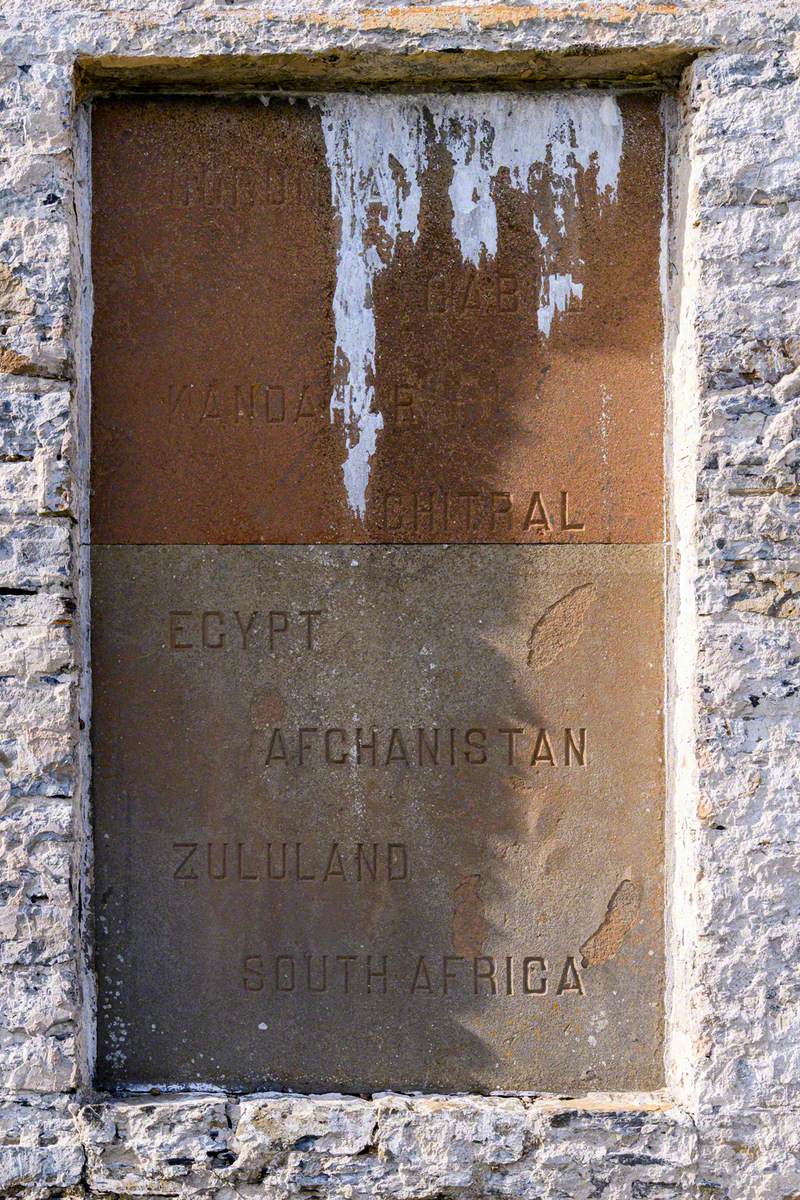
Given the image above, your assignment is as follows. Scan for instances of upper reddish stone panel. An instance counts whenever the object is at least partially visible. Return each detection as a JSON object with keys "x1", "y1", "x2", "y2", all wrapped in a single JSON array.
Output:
[{"x1": 91, "y1": 93, "x2": 665, "y2": 544}]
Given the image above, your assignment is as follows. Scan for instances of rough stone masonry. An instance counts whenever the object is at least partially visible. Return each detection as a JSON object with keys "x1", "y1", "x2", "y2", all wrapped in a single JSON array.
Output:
[{"x1": 0, "y1": 1, "x2": 799, "y2": 1198}]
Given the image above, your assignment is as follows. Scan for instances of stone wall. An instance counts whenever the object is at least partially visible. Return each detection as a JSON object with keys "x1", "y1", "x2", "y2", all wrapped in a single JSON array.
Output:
[{"x1": 0, "y1": 2, "x2": 798, "y2": 1196}]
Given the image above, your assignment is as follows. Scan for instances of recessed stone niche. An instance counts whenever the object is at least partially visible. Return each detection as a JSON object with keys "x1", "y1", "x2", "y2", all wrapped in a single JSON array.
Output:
[{"x1": 90, "y1": 91, "x2": 666, "y2": 1095}]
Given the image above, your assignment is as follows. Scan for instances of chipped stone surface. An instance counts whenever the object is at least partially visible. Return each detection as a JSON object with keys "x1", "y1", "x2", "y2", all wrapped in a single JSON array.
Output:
[
  {"x1": 0, "y1": 0, "x2": 796, "y2": 1196},
  {"x1": 76, "y1": 1091, "x2": 696, "y2": 1198},
  {"x1": 0, "y1": 966, "x2": 78, "y2": 1093},
  {"x1": 526, "y1": 582, "x2": 597, "y2": 669},
  {"x1": 0, "y1": 1099, "x2": 84, "y2": 1198},
  {"x1": 579, "y1": 879, "x2": 639, "y2": 968}
]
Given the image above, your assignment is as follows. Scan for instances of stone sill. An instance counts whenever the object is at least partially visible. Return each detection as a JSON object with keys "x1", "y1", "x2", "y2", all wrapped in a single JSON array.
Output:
[
  {"x1": 73, "y1": 1088, "x2": 696, "y2": 1196},
  {"x1": 74, "y1": 45, "x2": 697, "y2": 98},
  {"x1": 86, "y1": 1087, "x2": 678, "y2": 1111}
]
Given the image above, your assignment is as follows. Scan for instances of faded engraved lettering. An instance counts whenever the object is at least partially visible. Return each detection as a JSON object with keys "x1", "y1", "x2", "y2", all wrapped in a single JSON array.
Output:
[
  {"x1": 369, "y1": 489, "x2": 586, "y2": 537},
  {"x1": 166, "y1": 382, "x2": 326, "y2": 426}
]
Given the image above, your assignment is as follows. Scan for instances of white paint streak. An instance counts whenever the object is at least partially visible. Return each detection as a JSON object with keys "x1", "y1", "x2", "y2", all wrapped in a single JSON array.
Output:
[
  {"x1": 537, "y1": 272, "x2": 584, "y2": 337},
  {"x1": 316, "y1": 96, "x2": 425, "y2": 518},
  {"x1": 433, "y1": 92, "x2": 623, "y2": 267},
  {"x1": 317, "y1": 93, "x2": 623, "y2": 518}
]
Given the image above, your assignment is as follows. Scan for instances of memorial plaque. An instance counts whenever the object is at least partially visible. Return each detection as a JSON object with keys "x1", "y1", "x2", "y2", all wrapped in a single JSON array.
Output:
[
  {"x1": 91, "y1": 92, "x2": 667, "y2": 1094},
  {"x1": 93, "y1": 544, "x2": 663, "y2": 1093},
  {"x1": 91, "y1": 94, "x2": 664, "y2": 545}
]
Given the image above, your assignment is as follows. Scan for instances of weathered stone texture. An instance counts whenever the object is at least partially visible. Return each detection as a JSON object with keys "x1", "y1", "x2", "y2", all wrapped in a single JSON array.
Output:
[
  {"x1": 682, "y1": 50, "x2": 800, "y2": 1139},
  {"x1": 0, "y1": 63, "x2": 73, "y2": 378},
  {"x1": 0, "y1": 594, "x2": 73, "y2": 679},
  {"x1": 0, "y1": 966, "x2": 78, "y2": 1093},
  {"x1": 78, "y1": 1092, "x2": 696, "y2": 1198},
  {"x1": 0, "y1": 0, "x2": 796, "y2": 1197},
  {"x1": 0, "y1": 1098, "x2": 84, "y2": 1198}
]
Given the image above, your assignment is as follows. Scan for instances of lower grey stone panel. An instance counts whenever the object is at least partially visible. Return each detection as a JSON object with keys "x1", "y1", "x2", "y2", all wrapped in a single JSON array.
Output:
[{"x1": 91, "y1": 544, "x2": 664, "y2": 1094}]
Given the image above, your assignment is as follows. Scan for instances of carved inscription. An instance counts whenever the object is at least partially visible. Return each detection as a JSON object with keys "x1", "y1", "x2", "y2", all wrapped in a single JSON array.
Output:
[
  {"x1": 173, "y1": 840, "x2": 409, "y2": 883},
  {"x1": 168, "y1": 608, "x2": 324, "y2": 651},
  {"x1": 423, "y1": 267, "x2": 529, "y2": 316},
  {"x1": 379, "y1": 369, "x2": 501, "y2": 429},
  {"x1": 167, "y1": 382, "x2": 327, "y2": 426},
  {"x1": 92, "y1": 542, "x2": 665, "y2": 1092},
  {"x1": 263, "y1": 725, "x2": 587, "y2": 767},
  {"x1": 168, "y1": 162, "x2": 328, "y2": 209},
  {"x1": 92, "y1": 95, "x2": 665, "y2": 545},
  {"x1": 369, "y1": 489, "x2": 585, "y2": 537},
  {"x1": 243, "y1": 953, "x2": 585, "y2": 997}
]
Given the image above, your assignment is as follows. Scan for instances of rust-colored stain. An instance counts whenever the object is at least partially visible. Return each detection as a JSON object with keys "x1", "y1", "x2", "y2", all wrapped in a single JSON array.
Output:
[
  {"x1": 91, "y1": 97, "x2": 344, "y2": 545},
  {"x1": 249, "y1": 689, "x2": 285, "y2": 729},
  {"x1": 580, "y1": 878, "x2": 640, "y2": 967},
  {"x1": 298, "y1": 3, "x2": 680, "y2": 34},
  {"x1": 0, "y1": 348, "x2": 38, "y2": 375},
  {"x1": 527, "y1": 582, "x2": 596, "y2": 669},
  {"x1": 452, "y1": 874, "x2": 489, "y2": 957},
  {"x1": 91, "y1": 94, "x2": 665, "y2": 545}
]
